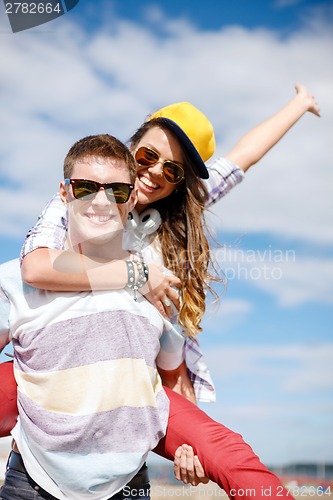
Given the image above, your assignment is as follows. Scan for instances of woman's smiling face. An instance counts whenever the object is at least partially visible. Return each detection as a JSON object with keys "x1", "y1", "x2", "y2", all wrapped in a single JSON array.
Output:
[{"x1": 133, "y1": 126, "x2": 185, "y2": 212}]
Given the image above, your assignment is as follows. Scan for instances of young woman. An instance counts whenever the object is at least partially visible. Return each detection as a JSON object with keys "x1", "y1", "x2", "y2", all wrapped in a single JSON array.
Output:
[{"x1": 0, "y1": 84, "x2": 319, "y2": 498}]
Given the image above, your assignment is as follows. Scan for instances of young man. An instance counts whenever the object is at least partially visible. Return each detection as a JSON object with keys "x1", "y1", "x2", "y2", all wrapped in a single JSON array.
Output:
[{"x1": 0, "y1": 134, "x2": 185, "y2": 500}]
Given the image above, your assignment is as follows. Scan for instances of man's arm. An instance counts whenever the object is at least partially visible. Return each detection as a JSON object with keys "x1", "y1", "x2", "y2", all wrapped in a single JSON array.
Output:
[
  {"x1": 174, "y1": 445, "x2": 209, "y2": 486},
  {"x1": 158, "y1": 361, "x2": 196, "y2": 404},
  {"x1": 156, "y1": 322, "x2": 198, "y2": 403}
]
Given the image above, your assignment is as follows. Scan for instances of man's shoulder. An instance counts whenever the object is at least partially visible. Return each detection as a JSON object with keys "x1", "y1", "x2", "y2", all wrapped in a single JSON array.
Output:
[
  {"x1": 0, "y1": 259, "x2": 21, "y2": 283},
  {"x1": 0, "y1": 258, "x2": 20, "y2": 271}
]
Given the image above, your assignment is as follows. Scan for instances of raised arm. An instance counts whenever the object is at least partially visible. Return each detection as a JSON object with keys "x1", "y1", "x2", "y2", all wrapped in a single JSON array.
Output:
[
  {"x1": 225, "y1": 83, "x2": 320, "y2": 172},
  {"x1": 203, "y1": 84, "x2": 320, "y2": 206}
]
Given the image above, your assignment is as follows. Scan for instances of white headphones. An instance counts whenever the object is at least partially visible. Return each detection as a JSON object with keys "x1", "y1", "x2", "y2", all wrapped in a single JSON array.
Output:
[{"x1": 126, "y1": 208, "x2": 162, "y2": 237}]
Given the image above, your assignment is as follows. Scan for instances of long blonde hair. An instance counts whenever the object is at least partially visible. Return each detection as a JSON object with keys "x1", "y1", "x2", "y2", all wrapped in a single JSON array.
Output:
[{"x1": 130, "y1": 119, "x2": 219, "y2": 336}]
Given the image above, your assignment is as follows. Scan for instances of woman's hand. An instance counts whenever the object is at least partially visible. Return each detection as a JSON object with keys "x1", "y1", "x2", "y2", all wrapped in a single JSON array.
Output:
[
  {"x1": 140, "y1": 262, "x2": 181, "y2": 318},
  {"x1": 174, "y1": 444, "x2": 209, "y2": 486},
  {"x1": 294, "y1": 83, "x2": 320, "y2": 117}
]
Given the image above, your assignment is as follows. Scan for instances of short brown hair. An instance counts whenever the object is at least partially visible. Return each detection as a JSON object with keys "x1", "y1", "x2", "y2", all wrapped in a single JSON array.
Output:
[{"x1": 64, "y1": 134, "x2": 137, "y2": 183}]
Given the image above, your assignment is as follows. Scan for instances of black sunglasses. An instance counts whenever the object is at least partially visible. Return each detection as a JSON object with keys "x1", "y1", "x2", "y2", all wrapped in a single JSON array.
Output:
[
  {"x1": 65, "y1": 179, "x2": 134, "y2": 204},
  {"x1": 134, "y1": 146, "x2": 185, "y2": 184}
]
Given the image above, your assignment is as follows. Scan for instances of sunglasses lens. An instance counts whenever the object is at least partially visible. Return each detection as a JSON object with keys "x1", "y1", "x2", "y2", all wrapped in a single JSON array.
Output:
[
  {"x1": 72, "y1": 180, "x2": 98, "y2": 200},
  {"x1": 135, "y1": 147, "x2": 159, "y2": 166},
  {"x1": 163, "y1": 162, "x2": 184, "y2": 184},
  {"x1": 71, "y1": 180, "x2": 132, "y2": 203},
  {"x1": 106, "y1": 183, "x2": 132, "y2": 204}
]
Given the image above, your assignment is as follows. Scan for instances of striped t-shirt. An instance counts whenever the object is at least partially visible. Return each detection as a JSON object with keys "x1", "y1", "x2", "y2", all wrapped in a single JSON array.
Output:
[
  {"x1": 18, "y1": 157, "x2": 244, "y2": 404},
  {"x1": 0, "y1": 259, "x2": 184, "y2": 500}
]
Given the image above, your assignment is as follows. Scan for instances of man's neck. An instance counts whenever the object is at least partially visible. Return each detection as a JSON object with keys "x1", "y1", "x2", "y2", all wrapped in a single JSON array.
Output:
[{"x1": 66, "y1": 232, "x2": 129, "y2": 262}]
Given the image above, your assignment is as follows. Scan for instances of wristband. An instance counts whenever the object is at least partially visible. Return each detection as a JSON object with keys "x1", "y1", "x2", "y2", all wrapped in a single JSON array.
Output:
[{"x1": 125, "y1": 258, "x2": 149, "y2": 301}]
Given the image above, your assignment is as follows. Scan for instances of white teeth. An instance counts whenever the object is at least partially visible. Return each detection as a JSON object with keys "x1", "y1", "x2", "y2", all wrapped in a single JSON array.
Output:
[
  {"x1": 139, "y1": 176, "x2": 159, "y2": 189},
  {"x1": 89, "y1": 215, "x2": 111, "y2": 222}
]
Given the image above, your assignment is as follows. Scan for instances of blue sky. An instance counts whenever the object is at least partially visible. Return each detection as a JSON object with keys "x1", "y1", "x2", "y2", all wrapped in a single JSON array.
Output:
[{"x1": 0, "y1": 0, "x2": 332, "y2": 469}]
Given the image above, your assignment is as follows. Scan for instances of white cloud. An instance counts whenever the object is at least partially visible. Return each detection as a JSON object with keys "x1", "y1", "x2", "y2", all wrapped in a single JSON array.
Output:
[
  {"x1": 203, "y1": 398, "x2": 333, "y2": 465},
  {"x1": 213, "y1": 247, "x2": 333, "y2": 306},
  {"x1": 0, "y1": 5, "x2": 332, "y2": 246},
  {"x1": 253, "y1": 257, "x2": 333, "y2": 307},
  {"x1": 202, "y1": 343, "x2": 333, "y2": 393},
  {"x1": 203, "y1": 298, "x2": 253, "y2": 332},
  {"x1": 198, "y1": 343, "x2": 333, "y2": 464}
]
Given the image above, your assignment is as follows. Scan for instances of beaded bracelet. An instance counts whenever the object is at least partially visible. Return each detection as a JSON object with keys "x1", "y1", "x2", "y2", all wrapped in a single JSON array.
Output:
[
  {"x1": 125, "y1": 258, "x2": 149, "y2": 301},
  {"x1": 125, "y1": 259, "x2": 136, "y2": 289}
]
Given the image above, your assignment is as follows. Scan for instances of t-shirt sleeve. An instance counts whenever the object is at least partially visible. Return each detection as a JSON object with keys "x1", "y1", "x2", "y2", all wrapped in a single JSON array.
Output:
[
  {"x1": 20, "y1": 194, "x2": 68, "y2": 263},
  {"x1": 0, "y1": 287, "x2": 10, "y2": 352},
  {"x1": 156, "y1": 321, "x2": 185, "y2": 371}
]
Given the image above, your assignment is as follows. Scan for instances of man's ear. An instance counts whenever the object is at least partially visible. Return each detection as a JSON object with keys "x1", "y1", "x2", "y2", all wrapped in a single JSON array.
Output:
[
  {"x1": 128, "y1": 184, "x2": 138, "y2": 212},
  {"x1": 59, "y1": 181, "x2": 68, "y2": 205}
]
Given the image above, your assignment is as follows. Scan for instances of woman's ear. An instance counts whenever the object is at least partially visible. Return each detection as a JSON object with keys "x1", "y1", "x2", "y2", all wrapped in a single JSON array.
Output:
[{"x1": 59, "y1": 181, "x2": 68, "y2": 205}]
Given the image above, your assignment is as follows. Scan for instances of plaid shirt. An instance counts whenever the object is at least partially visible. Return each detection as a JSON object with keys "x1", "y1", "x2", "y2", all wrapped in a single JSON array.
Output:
[
  {"x1": 205, "y1": 156, "x2": 245, "y2": 207},
  {"x1": 19, "y1": 193, "x2": 68, "y2": 263},
  {"x1": 185, "y1": 336, "x2": 216, "y2": 402},
  {"x1": 20, "y1": 157, "x2": 244, "y2": 402}
]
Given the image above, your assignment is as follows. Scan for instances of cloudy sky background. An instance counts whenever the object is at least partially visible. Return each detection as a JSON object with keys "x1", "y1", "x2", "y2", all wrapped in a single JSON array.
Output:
[{"x1": 0, "y1": 0, "x2": 332, "y2": 470}]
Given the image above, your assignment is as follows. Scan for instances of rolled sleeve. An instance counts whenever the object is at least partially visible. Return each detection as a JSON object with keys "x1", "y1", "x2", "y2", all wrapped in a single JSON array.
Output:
[
  {"x1": 20, "y1": 194, "x2": 68, "y2": 263},
  {"x1": 184, "y1": 336, "x2": 216, "y2": 403},
  {"x1": 205, "y1": 157, "x2": 245, "y2": 207}
]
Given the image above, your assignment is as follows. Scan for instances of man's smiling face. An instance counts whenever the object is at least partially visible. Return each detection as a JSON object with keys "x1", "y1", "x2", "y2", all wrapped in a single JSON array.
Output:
[{"x1": 60, "y1": 156, "x2": 136, "y2": 251}]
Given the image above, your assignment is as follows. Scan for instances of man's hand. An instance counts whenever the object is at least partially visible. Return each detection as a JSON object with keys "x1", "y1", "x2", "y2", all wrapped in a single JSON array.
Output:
[
  {"x1": 158, "y1": 361, "x2": 196, "y2": 404},
  {"x1": 174, "y1": 444, "x2": 209, "y2": 486}
]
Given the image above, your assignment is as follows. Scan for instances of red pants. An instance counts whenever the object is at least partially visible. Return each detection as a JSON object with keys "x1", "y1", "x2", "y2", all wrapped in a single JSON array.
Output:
[
  {"x1": 0, "y1": 361, "x2": 18, "y2": 438},
  {"x1": 0, "y1": 362, "x2": 292, "y2": 499}
]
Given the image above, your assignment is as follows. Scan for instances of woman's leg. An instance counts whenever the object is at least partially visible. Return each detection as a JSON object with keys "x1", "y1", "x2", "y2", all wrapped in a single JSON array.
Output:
[
  {"x1": 154, "y1": 387, "x2": 293, "y2": 499},
  {"x1": 0, "y1": 361, "x2": 18, "y2": 438},
  {"x1": 0, "y1": 363, "x2": 292, "y2": 498}
]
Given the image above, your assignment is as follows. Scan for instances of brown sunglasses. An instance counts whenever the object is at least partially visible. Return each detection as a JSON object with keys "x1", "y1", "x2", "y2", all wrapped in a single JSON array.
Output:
[{"x1": 134, "y1": 146, "x2": 185, "y2": 184}]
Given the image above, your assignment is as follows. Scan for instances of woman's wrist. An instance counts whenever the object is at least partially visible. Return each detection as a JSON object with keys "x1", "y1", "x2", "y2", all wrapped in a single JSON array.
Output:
[
  {"x1": 125, "y1": 257, "x2": 149, "y2": 300},
  {"x1": 85, "y1": 258, "x2": 129, "y2": 290}
]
